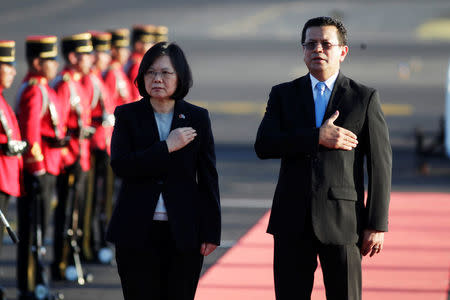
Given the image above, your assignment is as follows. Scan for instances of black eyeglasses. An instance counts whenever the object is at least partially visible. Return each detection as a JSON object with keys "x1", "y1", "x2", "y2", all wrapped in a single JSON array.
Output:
[{"x1": 302, "y1": 41, "x2": 341, "y2": 50}]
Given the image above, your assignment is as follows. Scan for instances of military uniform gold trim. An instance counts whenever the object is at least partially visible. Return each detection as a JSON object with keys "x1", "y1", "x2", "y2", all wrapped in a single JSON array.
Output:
[
  {"x1": 63, "y1": 32, "x2": 92, "y2": 41},
  {"x1": 155, "y1": 36, "x2": 168, "y2": 43},
  {"x1": 109, "y1": 28, "x2": 130, "y2": 48},
  {"x1": 29, "y1": 142, "x2": 44, "y2": 162},
  {"x1": 62, "y1": 33, "x2": 92, "y2": 55},
  {"x1": 132, "y1": 25, "x2": 158, "y2": 44},
  {"x1": 26, "y1": 36, "x2": 58, "y2": 60},
  {"x1": 40, "y1": 45, "x2": 58, "y2": 58},
  {"x1": 26, "y1": 36, "x2": 57, "y2": 44},
  {"x1": 0, "y1": 40, "x2": 15, "y2": 62},
  {"x1": 91, "y1": 32, "x2": 111, "y2": 52},
  {"x1": 40, "y1": 51, "x2": 58, "y2": 58},
  {"x1": 28, "y1": 77, "x2": 47, "y2": 85},
  {"x1": 63, "y1": 74, "x2": 71, "y2": 82},
  {"x1": 113, "y1": 40, "x2": 129, "y2": 47},
  {"x1": 75, "y1": 45, "x2": 94, "y2": 53},
  {"x1": 154, "y1": 26, "x2": 169, "y2": 42},
  {"x1": 73, "y1": 72, "x2": 81, "y2": 81},
  {"x1": 0, "y1": 41, "x2": 15, "y2": 47},
  {"x1": 140, "y1": 35, "x2": 155, "y2": 43},
  {"x1": 0, "y1": 57, "x2": 14, "y2": 63},
  {"x1": 95, "y1": 44, "x2": 110, "y2": 51},
  {"x1": 155, "y1": 26, "x2": 169, "y2": 35}
]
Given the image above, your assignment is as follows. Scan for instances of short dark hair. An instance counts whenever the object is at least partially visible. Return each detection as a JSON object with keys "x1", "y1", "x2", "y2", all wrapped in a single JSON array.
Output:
[
  {"x1": 135, "y1": 42, "x2": 192, "y2": 101},
  {"x1": 301, "y1": 16, "x2": 348, "y2": 46}
]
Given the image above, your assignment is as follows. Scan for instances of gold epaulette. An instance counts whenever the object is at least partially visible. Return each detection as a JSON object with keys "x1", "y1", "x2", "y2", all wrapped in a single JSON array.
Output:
[
  {"x1": 63, "y1": 73, "x2": 71, "y2": 82},
  {"x1": 29, "y1": 77, "x2": 48, "y2": 85},
  {"x1": 29, "y1": 78, "x2": 39, "y2": 85},
  {"x1": 73, "y1": 72, "x2": 81, "y2": 81}
]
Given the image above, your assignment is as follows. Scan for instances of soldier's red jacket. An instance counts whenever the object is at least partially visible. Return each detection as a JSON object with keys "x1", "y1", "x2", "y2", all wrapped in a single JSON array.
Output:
[
  {"x1": 52, "y1": 68, "x2": 91, "y2": 172},
  {"x1": 124, "y1": 52, "x2": 143, "y2": 102},
  {"x1": 0, "y1": 89, "x2": 24, "y2": 197},
  {"x1": 104, "y1": 60, "x2": 132, "y2": 107},
  {"x1": 16, "y1": 73, "x2": 65, "y2": 175},
  {"x1": 81, "y1": 70, "x2": 115, "y2": 155}
]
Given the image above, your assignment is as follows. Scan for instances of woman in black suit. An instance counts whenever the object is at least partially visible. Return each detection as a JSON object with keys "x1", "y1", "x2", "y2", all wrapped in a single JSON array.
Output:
[{"x1": 106, "y1": 42, "x2": 221, "y2": 300}]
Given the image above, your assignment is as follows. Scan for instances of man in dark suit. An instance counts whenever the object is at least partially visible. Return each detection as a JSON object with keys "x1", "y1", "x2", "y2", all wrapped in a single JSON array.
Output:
[{"x1": 254, "y1": 16, "x2": 392, "y2": 300}]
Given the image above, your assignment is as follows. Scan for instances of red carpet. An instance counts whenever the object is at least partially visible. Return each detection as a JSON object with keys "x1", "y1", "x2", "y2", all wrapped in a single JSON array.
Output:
[{"x1": 196, "y1": 192, "x2": 450, "y2": 300}]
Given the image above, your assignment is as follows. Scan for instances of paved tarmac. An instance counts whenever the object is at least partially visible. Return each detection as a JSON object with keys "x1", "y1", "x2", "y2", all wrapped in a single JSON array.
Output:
[{"x1": 1, "y1": 0, "x2": 450, "y2": 299}]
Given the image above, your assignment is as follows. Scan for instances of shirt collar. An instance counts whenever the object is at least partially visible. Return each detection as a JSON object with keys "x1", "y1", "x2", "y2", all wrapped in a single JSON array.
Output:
[{"x1": 310, "y1": 71, "x2": 339, "y2": 92}]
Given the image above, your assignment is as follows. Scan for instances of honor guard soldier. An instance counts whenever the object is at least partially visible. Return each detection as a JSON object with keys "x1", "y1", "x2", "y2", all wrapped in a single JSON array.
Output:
[
  {"x1": 16, "y1": 35, "x2": 66, "y2": 300},
  {"x1": 125, "y1": 24, "x2": 157, "y2": 101},
  {"x1": 0, "y1": 40, "x2": 25, "y2": 300},
  {"x1": 104, "y1": 28, "x2": 132, "y2": 107},
  {"x1": 80, "y1": 31, "x2": 115, "y2": 263},
  {"x1": 88, "y1": 31, "x2": 111, "y2": 75},
  {"x1": 51, "y1": 32, "x2": 94, "y2": 282}
]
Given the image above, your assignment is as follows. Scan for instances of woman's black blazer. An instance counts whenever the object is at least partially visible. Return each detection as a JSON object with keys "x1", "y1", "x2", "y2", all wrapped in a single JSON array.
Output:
[{"x1": 105, "y1": 97, "x2": 221, "y2": 251}]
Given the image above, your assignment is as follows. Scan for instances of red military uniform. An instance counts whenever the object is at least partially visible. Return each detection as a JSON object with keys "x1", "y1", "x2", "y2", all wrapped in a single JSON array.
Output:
[
  {"x1": 51, "y1": 32, "x2": 94, "y2": 281},
  {"x1": 53, "y1": 69, "x2": 91, "y2": 171},
  {"x1": 0, "y1": 90, "x2": 24, "y2": 197},
  {"x1": 16, "y1": 73, "x2": 65, "y2": 175},
  {"x1": 104, "y1": 60, "x2": 132, "y2": 107},
  {"x1": 79, "y1": 31, "x2": 116, "y2": 262},
  {"x1": 16, "y1": 35, "x2": 68, "y2": 298},
  {"x1": 82, "y1": 70, "x2": 115, "y2": 155},
  {"x1": 125, "y1": 52, "x2": 142, "y2": 101},
  {"x1": 106, "y1": 28, "x2": 132, "y2": 107},
  {"x1": 0, "y1": 41, "x2": 23, "y2": 299}
]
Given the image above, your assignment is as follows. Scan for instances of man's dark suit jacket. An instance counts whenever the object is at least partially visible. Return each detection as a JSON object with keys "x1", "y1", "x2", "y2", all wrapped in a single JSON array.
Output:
[
  {"x1": 255, "y1": 72, "x2": 392, "y2": 245},
  {"x1": 106, "y1": 97, "x2": 221, "y2": 251}
]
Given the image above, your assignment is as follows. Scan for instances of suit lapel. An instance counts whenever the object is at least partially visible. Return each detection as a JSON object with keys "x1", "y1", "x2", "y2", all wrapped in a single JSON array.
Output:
[
  {"x1": 295, "y1": 75, "x2": 316, "y2": 127},
  {"x1": 170, "y1": 99, "x2": 190, "y2": 130},
  {"x1": 139, "y1": 97, "x2": 161, "y2": 141},
  {"x1": 139, "y1": 98, "x2": 191, "y2": 143},
  {"x1": 321, "y1": 72, "x2": 347, "y2": 125}
]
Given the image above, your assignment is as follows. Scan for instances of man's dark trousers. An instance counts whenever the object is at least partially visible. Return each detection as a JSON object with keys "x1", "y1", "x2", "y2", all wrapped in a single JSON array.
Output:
[{"x1": 273, "y1": 217, "x2": 362, "y2": 300}]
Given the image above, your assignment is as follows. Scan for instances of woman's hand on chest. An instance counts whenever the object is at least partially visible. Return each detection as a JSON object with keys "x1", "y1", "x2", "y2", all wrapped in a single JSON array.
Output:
[{"x1": 166, "y1": 126, "x2": 197, "y2": 153}]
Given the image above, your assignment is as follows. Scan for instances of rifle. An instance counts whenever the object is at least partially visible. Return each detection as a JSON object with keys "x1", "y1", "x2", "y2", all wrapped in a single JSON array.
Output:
[
  {"x1": 61, "y1": 171, "x2": 93, "y2": 285},
  {"x1": 0, "y1": 209, "x2": 18, "y2": 244}
]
